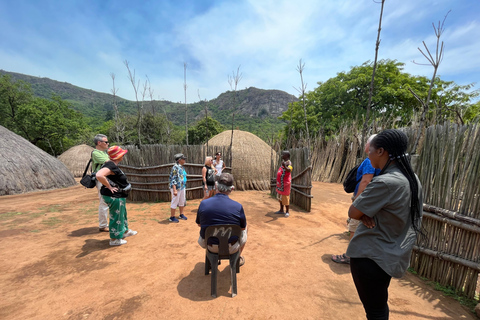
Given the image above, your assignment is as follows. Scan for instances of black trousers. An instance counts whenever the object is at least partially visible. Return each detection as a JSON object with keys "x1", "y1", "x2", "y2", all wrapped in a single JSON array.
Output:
[{"x1": 350, "y1": 258, "x2": 392, "y2": 320}]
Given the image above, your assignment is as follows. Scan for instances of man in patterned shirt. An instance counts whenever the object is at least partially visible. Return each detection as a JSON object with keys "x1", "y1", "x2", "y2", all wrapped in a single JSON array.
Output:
[{"x1": 168, "y1": 153, "x2": 188, "y2": 223}]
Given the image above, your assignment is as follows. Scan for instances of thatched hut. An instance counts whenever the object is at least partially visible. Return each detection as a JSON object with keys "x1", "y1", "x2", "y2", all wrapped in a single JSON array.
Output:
[
  {"x1": 208, "y1": 130, "x2": 274, "y2": 191},
  {"x1": 58, "y1": 144, "x2": 94, "y2": 177},
  {"x1": 0, "y1": 125, "x2": 76, "y2": 196}
]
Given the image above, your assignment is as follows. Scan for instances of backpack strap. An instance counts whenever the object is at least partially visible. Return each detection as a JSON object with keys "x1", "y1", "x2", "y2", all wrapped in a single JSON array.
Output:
[{"x1": 82, "y1": 151, "x2": 94, "y2": 178}]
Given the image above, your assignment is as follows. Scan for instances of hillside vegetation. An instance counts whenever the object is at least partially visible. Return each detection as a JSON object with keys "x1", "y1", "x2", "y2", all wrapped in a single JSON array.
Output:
[{"x1": 0, "y1": 70, "x2": 296, "y2": 136}]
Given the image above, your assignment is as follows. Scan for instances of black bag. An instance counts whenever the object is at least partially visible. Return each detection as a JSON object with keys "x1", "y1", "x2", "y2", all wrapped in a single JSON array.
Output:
[
  {"x1": 343, "y1": 164, "x2": 360, "y2": 193},
  {"x1": 206, "y1": 168, "x2": 215, "y2": 185},
  {"x1": 80, "y1": 153, "x2": 96, "y2": 188}
]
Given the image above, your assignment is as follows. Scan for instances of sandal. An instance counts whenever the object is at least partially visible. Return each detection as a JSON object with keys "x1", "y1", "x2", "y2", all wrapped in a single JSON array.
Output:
[{"x1": 331, "y1": 253, "x2": 350, "y2": 264}]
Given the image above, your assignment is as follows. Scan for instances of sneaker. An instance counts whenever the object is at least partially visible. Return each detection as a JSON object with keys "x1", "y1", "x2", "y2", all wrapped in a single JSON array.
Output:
[
  {"x1": 285, "y1": 212, "x2": 290, "y2": 218},
  {"x1": 169, "y1": 216, "x2": 179, "y2": 223},
  {"x1": 179, "y1": 214, "x2": 188, "y2": 220},
  {"x1": 123, "y1": 230, "x2": 137, "y2": 238},
  {"x1": 110, "y1": 239, "x2": 127, "y2": 246},
  {"x1": 274, "y1": 211, "x2": 284, "y2": 214}
]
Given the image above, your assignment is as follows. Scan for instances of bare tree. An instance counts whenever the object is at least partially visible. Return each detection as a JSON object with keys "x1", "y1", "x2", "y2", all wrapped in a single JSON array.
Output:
[
  {"x1": 361, "y1": 0, "x2": 385, "y2": 152},
  {"x1": 184, "y1": 62, "x2": 188, "y2": 145},
  {"x1": 146, "y1": 75, "x2": 156, "y2": 115},
  {"x1": 293, "y1": 59, "x2": 310, "y2": 161},
  {"x1": 124, "y1": 60, "x2": 143, "y2": 146},
  {"x1": 410, "y1": 10, "x2": 450, "y2": 154},
  {"x1": 228, "y1": 66, "x2": 243, "y2": 152},
  {"x1": 110, "y1": 73, "x2": 125, "y2": 143},
  {"x1": 198, "y1": 90, "x2": 209, "y2": 148}
]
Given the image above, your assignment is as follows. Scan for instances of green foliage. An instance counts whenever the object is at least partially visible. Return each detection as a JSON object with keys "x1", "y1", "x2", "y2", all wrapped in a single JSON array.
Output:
[
  {"x1": 0, "y1": 75, "x2": 89, "y2": 155},
  {"x1": 187, "y1": 116, "x2": 225, "y2": 144},
  {"x1": 280, "y1": 59, "x2": 480, "y2": 138}
]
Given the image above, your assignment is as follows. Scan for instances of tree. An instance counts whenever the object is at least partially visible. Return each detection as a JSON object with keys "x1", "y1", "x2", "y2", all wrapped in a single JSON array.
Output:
[
  {"x1": 280, "y1": 60, "x2": 433, "y2": 137},
  {"x1": 187, "y1": 117, "x2": 225, "y2": 145},
  {"x1": 0, "y1": 75, "x2": 87, "y2": 155},
  {"x1": 411, "y1": 11, "x2": 450, "y2": 153},
  {"x1": 362, "y1": 0, "x2": 385, "y2": 152}
]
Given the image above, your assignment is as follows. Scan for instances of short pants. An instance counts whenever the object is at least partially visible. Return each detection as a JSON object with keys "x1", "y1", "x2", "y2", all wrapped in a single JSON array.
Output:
[
  {"x1": 198, "y1": 228, "x2": 248, "y2": 254},
  {"x1": 277, "y1": 193, "x2": 290, "y2": 206}
]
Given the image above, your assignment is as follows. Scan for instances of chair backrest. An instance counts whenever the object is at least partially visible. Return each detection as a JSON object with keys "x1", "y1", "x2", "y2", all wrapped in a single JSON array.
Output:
[{"x1": 205, "y1": 224, "x2": 242, "y2": 256}]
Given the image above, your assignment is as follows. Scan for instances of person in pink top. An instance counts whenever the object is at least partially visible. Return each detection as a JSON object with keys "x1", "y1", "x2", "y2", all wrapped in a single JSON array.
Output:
[{"x1": 275, "y1": 151, "x2": 293, "y2": 217}]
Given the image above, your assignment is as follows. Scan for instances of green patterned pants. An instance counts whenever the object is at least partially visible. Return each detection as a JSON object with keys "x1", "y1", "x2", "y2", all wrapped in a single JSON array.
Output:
[{"x1": 102, "y1": 196, "x2": 129, "y2": 239}]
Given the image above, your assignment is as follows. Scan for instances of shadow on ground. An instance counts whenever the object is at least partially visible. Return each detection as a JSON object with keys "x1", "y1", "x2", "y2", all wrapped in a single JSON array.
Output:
[{"x1": 177, "y1": 262, "x2": 238, "y2": 301}]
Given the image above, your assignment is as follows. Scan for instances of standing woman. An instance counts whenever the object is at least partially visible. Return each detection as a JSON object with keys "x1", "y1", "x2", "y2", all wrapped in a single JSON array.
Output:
[
  {"x1": 213, "y1": 152, "x2": 225, "y2": 180},
  {"x1": 202, "y1": 156, "x2": 216, "y2": 199},
  {"x1": 96, "y1": 146, "x2": 137, "y2": 246},
  {"x1": 346, "y1": 129, "x2": 423, "y2": 319}
]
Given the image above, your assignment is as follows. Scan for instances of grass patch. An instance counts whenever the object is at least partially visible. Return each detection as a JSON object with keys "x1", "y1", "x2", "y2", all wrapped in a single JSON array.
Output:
[
  {"x1": 408, "y1": 268, "x2": 479, "y2": 314},
  {"x1": 42, "y1": 216, "x2": 62, "y2": 227},
  {"x1": 0, "y1": 211, "x2": 31, "y2": 221}
]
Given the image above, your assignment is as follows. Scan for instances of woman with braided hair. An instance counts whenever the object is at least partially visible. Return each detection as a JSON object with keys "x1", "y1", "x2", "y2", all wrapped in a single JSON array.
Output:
[{"x1": 346, "y1": 129, "x2": 423, "y2": 320}]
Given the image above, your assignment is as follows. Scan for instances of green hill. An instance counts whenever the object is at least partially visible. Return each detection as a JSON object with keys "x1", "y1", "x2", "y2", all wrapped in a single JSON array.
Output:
[{"x1": 1, "y1": 70, "x2": 297, "y2": 136}]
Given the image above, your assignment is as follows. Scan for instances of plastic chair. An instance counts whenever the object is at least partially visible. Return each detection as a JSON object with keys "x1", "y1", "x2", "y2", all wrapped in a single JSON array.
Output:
[{"x1": 204, "y1": 224, "x2": 242, "y2": 298}]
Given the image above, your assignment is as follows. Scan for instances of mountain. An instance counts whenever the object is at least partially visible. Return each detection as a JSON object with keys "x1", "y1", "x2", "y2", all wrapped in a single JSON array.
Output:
[{"x1": 0, "y1": 70, "x2": 297, "y2": 133}]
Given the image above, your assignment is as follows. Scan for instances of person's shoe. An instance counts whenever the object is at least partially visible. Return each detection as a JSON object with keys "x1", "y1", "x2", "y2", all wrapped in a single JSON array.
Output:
[
  {"x1": 169, "y1": 216, "x2": 179, "y2": 223},
  {"x1": 274, "y1": 211, "x2": 284, "y2": 214},
  {"x1": 179, "y1": 214, "x2": 188, "y2": 220},
  {"x1": 123, "y1": 230, "x2": 138, "y2": 238},
  {"x1": 99, "y1": 227, "x2": 109, "y2": 232},
  {"x1": 331, "y1": 253, "x2": 350, "y2": 264},
  {"x1": 239, "y1": 256, "x2": 245, "y2": 267},
  {"x1": 285, "y1": 212, "x2": 290, "y2": 218},
  {"x1": 110, "y1": 239, "x2": 127, "y2": 246}
]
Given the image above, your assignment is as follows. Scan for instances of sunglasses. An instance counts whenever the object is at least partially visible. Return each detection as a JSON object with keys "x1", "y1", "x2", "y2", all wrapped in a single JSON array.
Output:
[{"x1": 102, "y1": 141, "x2": 109, "y2": 144}]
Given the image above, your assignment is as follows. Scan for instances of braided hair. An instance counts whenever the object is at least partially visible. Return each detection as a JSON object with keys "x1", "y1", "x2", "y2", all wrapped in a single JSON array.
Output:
[{"x1": 370, "y1": 129, "x2": 423, "y2": 235}]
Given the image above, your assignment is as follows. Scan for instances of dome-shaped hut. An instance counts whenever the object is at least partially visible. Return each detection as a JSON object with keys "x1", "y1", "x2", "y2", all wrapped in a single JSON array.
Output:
[
  {"x1": 208, "y1": 130, "x2": 275, "y2": 191},
  {"x1": 58, "y1": 144, "x2": 95, "y2": 177},
  {"x1": 0, "y1": 125, "x2": 76, "y2": 196}
]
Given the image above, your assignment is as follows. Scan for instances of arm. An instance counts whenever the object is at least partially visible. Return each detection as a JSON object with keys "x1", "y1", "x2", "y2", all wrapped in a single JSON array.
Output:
[
  {"x1": 95, "y1": 167, "x2": 118, "y2": 193},
  {"x1": 354, "y1": 173, "x2": 374, "y2": 200},
  {"x1": 202, "y1": 167, "x2": 208, "y2": 190},
  {"x1": 348, "y1": 205, "x2": 375, "y2": 228}
]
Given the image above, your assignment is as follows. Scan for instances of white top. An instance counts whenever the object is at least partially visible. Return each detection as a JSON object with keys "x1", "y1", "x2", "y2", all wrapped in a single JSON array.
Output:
[{"x1": 213, "y1": 159, "x2": 224, "y2": 176}]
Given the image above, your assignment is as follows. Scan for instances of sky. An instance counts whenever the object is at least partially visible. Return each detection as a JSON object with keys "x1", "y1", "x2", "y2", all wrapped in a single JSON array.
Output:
[{"x1": 1, "y1": 0, "x2": 479, "y2": 103}]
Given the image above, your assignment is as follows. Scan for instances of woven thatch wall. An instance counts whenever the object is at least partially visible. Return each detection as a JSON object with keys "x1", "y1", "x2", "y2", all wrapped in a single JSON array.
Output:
[
  {"x1": 208, "y1": 130, "x2": 274, "y2": 191},
  {"x1": 58, "y1": 144, "x2": 94, "y2": 177},
  {"x1": 0, "y1": 126, "x2": 76, "y2": 196}
]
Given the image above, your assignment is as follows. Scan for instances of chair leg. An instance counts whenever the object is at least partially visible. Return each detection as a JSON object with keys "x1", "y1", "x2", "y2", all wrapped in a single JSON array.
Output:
[
  {"x1": 205, "y1": 254, "x2": 211, "y2": 275},
  {"x1": 230, "y1": 252, "x2": 240, "y2": 297},
  {"x1": 209, "y1": 253, "x2": 219, "y2": 298}
]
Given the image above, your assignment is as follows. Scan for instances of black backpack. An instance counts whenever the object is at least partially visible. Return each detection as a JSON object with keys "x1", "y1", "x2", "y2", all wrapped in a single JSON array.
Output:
[{"x1": 343, "y1": 164, "x2": 361, "y2": 193}]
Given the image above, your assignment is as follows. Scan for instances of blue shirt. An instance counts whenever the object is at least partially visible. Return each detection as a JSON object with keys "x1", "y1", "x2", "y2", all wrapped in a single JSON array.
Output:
[
  {"x1": 196, "y1": 193, "x2": 247, "y2": 243},
  {"x1": 354, "y1": 158, "x2": 381, "y2": 196}
]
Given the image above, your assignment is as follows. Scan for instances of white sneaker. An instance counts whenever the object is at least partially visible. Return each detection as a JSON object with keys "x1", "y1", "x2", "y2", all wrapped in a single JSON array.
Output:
[
  {"x1": 285, "y1": 212, "x2": 290, "y2": 218},
  {"x1": 123, "y1": 230, "x2": 138, "y2": 238},
  {"x1": 110, "y1": 239, "x2": 127, "y2": 246}
]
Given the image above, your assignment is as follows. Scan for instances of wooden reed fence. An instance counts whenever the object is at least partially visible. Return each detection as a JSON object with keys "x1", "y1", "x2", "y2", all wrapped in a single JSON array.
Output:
[
  {"x1": 118, "y1": 144, "x2": 231, "y2": 202},
  {"x1": 270, "y1": 147, "x2": 312, "y2": 212},
  {"x1": 308, "y1": 123, "x2": 479, "y2": 298},
  {"x1": 410, "y1": 123, "x2": 480, "y2": 298}
]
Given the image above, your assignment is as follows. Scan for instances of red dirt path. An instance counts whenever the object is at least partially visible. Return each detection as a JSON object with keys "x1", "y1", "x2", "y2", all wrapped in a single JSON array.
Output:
[{"x1": 0, "y1": 181, "x2": 476, "y2": 319}]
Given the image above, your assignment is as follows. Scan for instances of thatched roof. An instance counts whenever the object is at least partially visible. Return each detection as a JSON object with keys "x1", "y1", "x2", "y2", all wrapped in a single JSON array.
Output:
[
  {"x1": 208, "y1": 130, "x2": 275, "y2": 191},
  {"x1": 0, "y1": 126, "x2": 76, "y2": 196},
  {"x1": 58, "y1": 144, "x2": 94, "y2": 177}
]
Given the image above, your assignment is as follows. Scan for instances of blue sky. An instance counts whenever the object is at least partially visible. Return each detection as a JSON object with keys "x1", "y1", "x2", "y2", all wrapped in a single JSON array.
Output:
[{"x1": 1, "y1": 0, "x2": 479, "y2": 102}]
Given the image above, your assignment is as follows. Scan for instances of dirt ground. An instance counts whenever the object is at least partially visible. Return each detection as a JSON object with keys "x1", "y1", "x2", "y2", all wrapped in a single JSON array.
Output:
[{"x1": 0, "y1": 181, "x2": 477, "y2": 320}]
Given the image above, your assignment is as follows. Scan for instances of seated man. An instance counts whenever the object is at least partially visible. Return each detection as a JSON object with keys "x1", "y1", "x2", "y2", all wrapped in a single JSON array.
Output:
[{"x1": 196, "y1": 173, "x2": 247, "y2": 266}]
